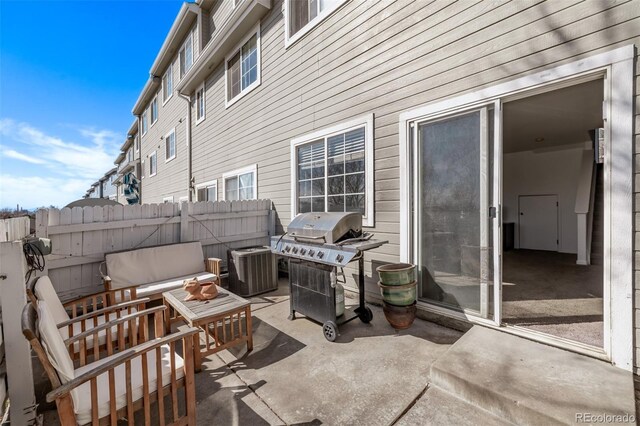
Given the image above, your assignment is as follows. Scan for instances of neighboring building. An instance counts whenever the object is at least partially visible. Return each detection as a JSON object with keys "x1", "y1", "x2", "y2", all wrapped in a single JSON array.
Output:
[
  {"x1": 100, "y1": 168, "x2": 118, "y2": 201},
  {"x1": 88, "y1": 0, "x2": 639, "y2": 375},
  {"x1": 113, "y1": 119, "x2": 142, "y2": 205}
]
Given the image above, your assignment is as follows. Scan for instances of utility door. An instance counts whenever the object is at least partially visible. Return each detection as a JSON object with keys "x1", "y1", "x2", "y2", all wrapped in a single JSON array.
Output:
[{"x1": 518, "y1": 195, "x2": 558, "y2": 251}]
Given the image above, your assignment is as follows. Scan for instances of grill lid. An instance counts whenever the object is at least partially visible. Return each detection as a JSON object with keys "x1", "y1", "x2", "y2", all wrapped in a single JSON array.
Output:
[{"x1": 287, "y1": 212, "x2": 362, "y2": 244}]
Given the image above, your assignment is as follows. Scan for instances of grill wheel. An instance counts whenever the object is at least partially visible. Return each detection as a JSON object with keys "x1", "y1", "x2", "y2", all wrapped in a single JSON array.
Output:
[{"x1": 323, "y1": 321, "x2": 338, "y2": 342}]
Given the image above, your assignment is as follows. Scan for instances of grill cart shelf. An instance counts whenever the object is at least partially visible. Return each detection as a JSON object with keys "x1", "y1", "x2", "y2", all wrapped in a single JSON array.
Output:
[{"x1": 271, "y1": 212, "x2": 387, "y2": 341}]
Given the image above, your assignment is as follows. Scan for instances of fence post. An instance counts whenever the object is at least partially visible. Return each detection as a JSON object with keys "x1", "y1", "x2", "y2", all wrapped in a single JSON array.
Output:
[
  {"x1": 180, "y1": 201, "x2": 190, "y2": 243},
  {"x1": 0, "y1": 241, "x2": 37, "y2": 425}
]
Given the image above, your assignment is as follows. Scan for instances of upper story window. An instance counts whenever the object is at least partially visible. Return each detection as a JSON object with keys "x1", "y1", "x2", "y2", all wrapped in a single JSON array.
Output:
[
  {"x1": 163, "y1": 63, "x2": 173, "y2": 104},
  {"x1": 196, "y1": 180, "x2": 217, "y2": 202},
  {"x1": 141, "y1": 159, "x2": 145, "y2": 179},
  {"x1": 150, "y1": 96, "x2": 158, "y2": 125},
  {"x1": 286, "y1": 0, "x2": 346, "y2": 45},
  {"x1": 149, "y1": 151, "x2": 157, "y2": 177},
  {"x1": 180, "y1": 30, "x2": 194, "y2": 78},
  {"x1": 225, "y1": 25, "x2": 260, "y2": 107},
  {"x1": 196, "y1": 83, "x2": 205, "y2": 124},
  {"x1": 291, "y1": 114, "x2": 374, "y2": 226},
  {"x1": 223, "y1": 165, "x2": 257, "y2": 201},
  {"x1": 127, "y1": 147, "x2": 133, "y2": 163},
  {"x1": 135, "y1": 134, "x2": 140, "y2": 153},
  {"x1": 165, "y1": 128, "x2": 176, "y2": 162},
  {"x1": 142, "y1": 109, "x2": 148, "y2": 135}
]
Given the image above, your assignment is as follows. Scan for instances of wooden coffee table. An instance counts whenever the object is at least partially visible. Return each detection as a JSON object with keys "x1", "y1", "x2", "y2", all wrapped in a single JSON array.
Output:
[{"x1": 163, "y1": 286, "x2": 253, "y2": 370}]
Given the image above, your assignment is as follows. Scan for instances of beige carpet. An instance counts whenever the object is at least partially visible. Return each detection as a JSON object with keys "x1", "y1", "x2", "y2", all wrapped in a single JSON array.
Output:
[{"x1": 501, "y1": 249, "x2": 603, "y2": 348}]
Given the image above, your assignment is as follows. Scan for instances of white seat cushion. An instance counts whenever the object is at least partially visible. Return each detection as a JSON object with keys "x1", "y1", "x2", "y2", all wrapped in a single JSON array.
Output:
[
  {"x1": 106, "y1": 242, "x2": 206, "y2": 290},
  {"x1": 72, "y1": 343, "x2": 185, "y2": 425},
  {"x1": 136, "y1": 272, "x2": 216, "y2": 299},
  {"x1": 38, "y1": 302, "x2": 75, "y2": 383},
  {"x1": 34, "y1": 276, "x2": 70, "y2": 324}
]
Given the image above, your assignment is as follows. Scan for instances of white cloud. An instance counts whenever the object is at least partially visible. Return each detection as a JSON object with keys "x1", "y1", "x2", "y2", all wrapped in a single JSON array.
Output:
[
  {"x1": 0, "y1": 118, "x2": 121, "y2": 208},
  {"x1": 3, "y1": 148, "x2": 49, "y2": 164}
]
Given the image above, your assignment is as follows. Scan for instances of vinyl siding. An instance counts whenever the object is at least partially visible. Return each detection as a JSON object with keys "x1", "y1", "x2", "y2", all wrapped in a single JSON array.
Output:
[
  {"x1": 186, "y1": 0, "x2": 640, "y2": 370},
  {"x1": 140, "y1": 22, "x2": 200, "y2": 204}
]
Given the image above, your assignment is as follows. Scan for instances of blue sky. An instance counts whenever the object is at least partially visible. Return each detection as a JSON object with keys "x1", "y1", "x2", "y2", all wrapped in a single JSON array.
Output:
[{"x1": 0, "y1": 0, "x2": 183, "y2": 209}]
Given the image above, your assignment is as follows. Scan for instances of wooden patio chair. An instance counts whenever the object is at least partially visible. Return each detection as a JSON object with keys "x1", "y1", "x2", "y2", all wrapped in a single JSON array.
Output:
[
  {"x1": 27, "y1": 276, "x2": 148, "y2": 361},
  {"x1": 22, "y1": 301, "x2": 199, "y2": 425}
]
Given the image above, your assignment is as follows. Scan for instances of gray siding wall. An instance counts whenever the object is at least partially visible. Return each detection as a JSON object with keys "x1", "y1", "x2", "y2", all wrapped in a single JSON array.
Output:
[
  {"x1": 187, "y1": 0, "x2": 640, "y2": 370},
  {"x1": 140, "y1": 22, "x2": 201, "y2": 203}
]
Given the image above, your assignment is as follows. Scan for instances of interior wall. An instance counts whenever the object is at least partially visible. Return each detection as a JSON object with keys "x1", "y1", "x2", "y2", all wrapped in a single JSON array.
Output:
[{"x1": 503, "y1": 144, "x2": 590, "y2": 254}]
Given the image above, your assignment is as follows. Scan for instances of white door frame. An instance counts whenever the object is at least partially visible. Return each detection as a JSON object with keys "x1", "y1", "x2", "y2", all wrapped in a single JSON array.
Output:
[{"x1": 398, "y1": 45, "x2": 635, "y2": 371}]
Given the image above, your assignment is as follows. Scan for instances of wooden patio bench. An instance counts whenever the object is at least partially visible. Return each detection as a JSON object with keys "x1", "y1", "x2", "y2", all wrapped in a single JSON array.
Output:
[
  {"x1": 22, "y1": 301, "x2": 199, "y2": 425},
  {"x1": 100, "y1": 241, "x2": 221, "y2": 302}
]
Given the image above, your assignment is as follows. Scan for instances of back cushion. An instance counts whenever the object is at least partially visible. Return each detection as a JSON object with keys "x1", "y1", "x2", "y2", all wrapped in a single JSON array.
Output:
[
  {"x1": 38, "y1": 301, "x2": 75, "y2": 383},
  {"x1": 34, "y1": 276, "x2": 70, "y2": 324},
  {"x1": 106, "y1": 242, "x2": 205, "y2": 290}
]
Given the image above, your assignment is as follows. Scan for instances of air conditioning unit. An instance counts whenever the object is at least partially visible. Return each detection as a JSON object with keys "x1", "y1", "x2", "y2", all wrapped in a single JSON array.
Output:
[{"x1": 227, "y1": 246, "x2": 277, "y2": 297}]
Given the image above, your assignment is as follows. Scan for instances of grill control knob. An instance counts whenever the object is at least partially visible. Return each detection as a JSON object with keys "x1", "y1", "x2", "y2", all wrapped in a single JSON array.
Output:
[
  {"x1": 317, "y1": 251, "x2": 324, "y2": 259},
  {"x1": 285, "y1": 245, "x2": 291, "y2": 252},
  {"x1": 300, "y1": 248, "x2": 307, "y2": 255},
  {"x1": 292, "y1": 247, "x2": 298, "y2": 254},
  {"x1": 336, "y1": 254, "x2": 344, "y2": 263},
  {"x1": 308, "y1": 249, "x2": 315, "y2": 256}
]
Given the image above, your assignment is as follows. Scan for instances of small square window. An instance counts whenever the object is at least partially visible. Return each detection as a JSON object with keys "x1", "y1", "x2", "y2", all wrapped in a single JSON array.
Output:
[
  {"x1": 223, "y1": 166, "x2": 257, "y2": 201},
  {"x1": 196, "y1": 180, "x2": 217, "y2": 202}
]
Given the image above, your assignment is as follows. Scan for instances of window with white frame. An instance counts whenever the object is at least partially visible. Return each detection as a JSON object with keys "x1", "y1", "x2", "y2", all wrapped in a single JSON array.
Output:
[
  {"x1": 196, "y1": 83, "x2": 205, "y2": 123},
  {"x1": 226, "y1": 26, "x2": 260, "y2": 106},
  {"x1": 141, "y1": 159, "x2": 145, "y2": 179},
  {"x1": 150, "y1": 96, "x2": 158, "y2": 125},
  {"x1": 196, "y1": 180, "x2": 217, "y2": 201},
  {"x1": 135, "y1": 134, "x2": 139, "y2": 152},
  {"x1": 223, "y1": 165, "x2": 256, "y2": 201},
  {"x1": 291, "y1": 115, "x2": 374, "y2": 226},
  {"x1": 286, "y1": 0, "x2": 346, "y2": 44},
  {"x1": 179, "y1": 29, "x2": 194, "y2": 78},
  {"x1": 163, "y1": 63, "x2": 173, "y2": 103},
  {"x1": 163, "y1": 196, "x2": 174, "y2": 203},
  {"x1": 149, "y1": 151, "x2": 157, "y2": 177},
  {"x1": 165, "y1": 128, "x2": 176, "y2": 162},
  {"x1": 127, "y1": 147, "x2": 133, "y2": 163},
  {"x1": 142, "y1": 109, "x2": 148, "y2": 135}
]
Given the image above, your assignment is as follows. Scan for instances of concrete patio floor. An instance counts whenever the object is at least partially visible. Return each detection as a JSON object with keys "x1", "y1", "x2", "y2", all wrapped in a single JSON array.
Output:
[
  {"x1": 37, "y1": 280, "x2": 637, "y2": 425},
  {"x1": 40, "y1": 281, "x2": 466, "y2": 425}
]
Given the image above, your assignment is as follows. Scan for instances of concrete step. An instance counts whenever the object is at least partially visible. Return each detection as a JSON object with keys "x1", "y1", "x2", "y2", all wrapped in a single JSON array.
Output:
[
  {"x1": 430, "y1": 326, "x2": 636, "y2": 425},
  {"x1": 395, "y1": 386, "x2": 513, "y2": 426}
]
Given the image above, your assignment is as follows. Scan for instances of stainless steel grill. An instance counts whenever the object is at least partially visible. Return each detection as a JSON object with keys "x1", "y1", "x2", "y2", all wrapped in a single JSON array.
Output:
[{"x1": 271, "y1": 212, "x2": 387, "y2": 341}]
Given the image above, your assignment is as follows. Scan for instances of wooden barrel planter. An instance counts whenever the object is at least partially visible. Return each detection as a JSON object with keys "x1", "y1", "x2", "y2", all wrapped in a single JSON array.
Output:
[{"x1": 376, "y1": 263, "x2": 418, "y2": 330}]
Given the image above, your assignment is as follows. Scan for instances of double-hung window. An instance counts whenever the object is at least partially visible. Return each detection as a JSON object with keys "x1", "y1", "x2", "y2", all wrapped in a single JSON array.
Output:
[
  {"x1": 223, "y1": 165, "x2": 257, "y2": 201},
  {"x1": 196, "y1": 180, "x2": 217, "y2": 201},
  {"x1": 135, "y1": 134, "x2": 139, "y2": 153},
  {"x1": 149, "y1": 151, "x2": 157, "y2": 177},
  {"x1": 195, "y1": 83, "x2": 205, "y2": 124},
  {"x1": 165, "y1": 128, "x2": 176, "y2": 162},
  {"x1": 226, "y1": 25, "x2": 260, "y2": 107},
  {"x1": 150, "y1": 96, "x2": 158, "y2": 125},
  {"x1": 286, "y1": 0, "x2": 346, "y2": 45},
  {"x1": 180, "y1": 30, "x2": 194, "y2": 78},
  {"x1": 142, "y1": 109, "x2": 148, "y2": 135},
  {"x1": 291, "y1": 114, "x2": 374, "y2": 226},
  {"x1": 163, "y1": 63, "x2": 173, "y2": 103}
]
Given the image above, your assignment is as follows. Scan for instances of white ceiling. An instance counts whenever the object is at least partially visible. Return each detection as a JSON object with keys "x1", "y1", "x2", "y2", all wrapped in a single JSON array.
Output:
[{"x1": 503, "y1": 79, "x2": 604, "y2": 153}]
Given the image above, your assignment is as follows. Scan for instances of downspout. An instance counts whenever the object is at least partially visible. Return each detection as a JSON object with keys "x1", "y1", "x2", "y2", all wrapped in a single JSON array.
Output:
[
  {"x1": 178, "y1": 92, "x2": 193, "y2": 201},
  {"x1": 135, "y1": 113, "x2": 142, "y2": 204}
]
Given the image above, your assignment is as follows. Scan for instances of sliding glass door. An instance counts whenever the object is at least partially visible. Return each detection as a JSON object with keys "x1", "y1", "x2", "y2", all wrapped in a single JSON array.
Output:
[{"x1": 411, "y1": 104, "x2": 501, "y2": 322}]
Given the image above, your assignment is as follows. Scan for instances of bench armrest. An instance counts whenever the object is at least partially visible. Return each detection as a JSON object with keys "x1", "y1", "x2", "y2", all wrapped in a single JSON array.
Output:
[
  {"x1": 47, "y1": 327, "x2": 199, "y2": 402},
  {"x1": 205, "y1": 257, "x2": 221, "y2": 278},
  {"x1": 56, "y1": 298, "x2": 149, "y2": 329}
]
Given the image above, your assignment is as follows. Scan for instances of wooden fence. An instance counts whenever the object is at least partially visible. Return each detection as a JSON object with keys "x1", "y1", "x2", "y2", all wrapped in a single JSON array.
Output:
[
  {"x1": 0, "y1": 216, "x2": 31, "y2": 242},
  {"x1": 35, "y1": 200, "x2": 275, "y2": 294}
]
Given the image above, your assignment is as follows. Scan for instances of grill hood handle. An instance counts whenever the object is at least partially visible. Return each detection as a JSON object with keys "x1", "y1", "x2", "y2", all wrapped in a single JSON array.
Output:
[{"x1": 291, "y1": 234, "x2": 326, "y2": 243}]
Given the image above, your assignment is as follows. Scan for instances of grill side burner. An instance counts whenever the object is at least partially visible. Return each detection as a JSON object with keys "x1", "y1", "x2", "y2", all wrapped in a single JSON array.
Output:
[{"x1": 271, "y1": 212, "x2": 388, "y2": 341}]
